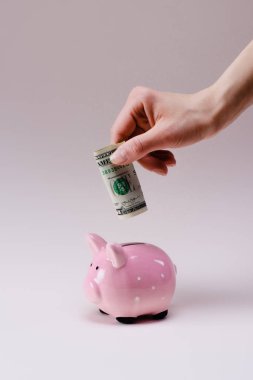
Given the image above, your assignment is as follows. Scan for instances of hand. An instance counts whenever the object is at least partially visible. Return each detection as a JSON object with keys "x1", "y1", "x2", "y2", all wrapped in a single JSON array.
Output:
[
  {"x1": 110, "y1": 86, "x2": 218, "y2": 175},
  {"x1": 110, "y1": 41, "x2": 253, "y2": 175}
]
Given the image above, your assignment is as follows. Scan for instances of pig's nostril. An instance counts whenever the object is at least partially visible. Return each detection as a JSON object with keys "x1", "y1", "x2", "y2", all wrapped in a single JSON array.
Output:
[
  {"x1": 96, "y1": 266, "x2": 99, "y2": 270},
  {"x1": 90, "y1": 263, "x2": 92, "y2": 267}
]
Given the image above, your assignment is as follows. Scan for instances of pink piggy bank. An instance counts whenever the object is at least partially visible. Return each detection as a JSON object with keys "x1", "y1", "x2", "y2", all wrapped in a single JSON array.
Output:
[{"x1": 84, "y1": 233, "x2": 177, "y2": 324}]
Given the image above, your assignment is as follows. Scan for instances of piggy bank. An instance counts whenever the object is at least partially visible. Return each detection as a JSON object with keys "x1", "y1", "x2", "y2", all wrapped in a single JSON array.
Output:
[{"x1": 84, "y1": 233, "x2": 177, "y2": 324}]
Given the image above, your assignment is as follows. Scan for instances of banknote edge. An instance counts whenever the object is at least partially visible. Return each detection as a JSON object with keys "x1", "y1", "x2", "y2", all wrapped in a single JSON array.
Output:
[{"x1": 93, "y1": 142, "x2": 124, "y2": 156}]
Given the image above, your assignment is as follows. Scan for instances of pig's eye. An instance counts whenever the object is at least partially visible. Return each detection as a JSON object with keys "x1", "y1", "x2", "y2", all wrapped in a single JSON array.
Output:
[
  {"x1": 96, "y1": 266, "x2": 99, "y2": 270},
  {"x1": 90, "y1": 263, "x2": 92, "y2": 267}
]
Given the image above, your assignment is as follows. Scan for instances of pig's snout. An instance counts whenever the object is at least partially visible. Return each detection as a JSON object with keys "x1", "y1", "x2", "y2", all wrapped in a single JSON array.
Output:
[{"x1": 84, "y1": 279, "x2": 101, "y2": 304}]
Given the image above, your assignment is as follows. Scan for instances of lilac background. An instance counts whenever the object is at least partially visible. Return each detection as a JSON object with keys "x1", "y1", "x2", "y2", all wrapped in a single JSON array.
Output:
[{"x1": 0, "y1": 1, "x2": 253, "y2": 379}]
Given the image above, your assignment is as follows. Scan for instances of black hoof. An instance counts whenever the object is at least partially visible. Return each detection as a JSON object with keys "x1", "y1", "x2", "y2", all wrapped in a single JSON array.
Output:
[
  {"x1": 116, "y1": 317, "x2": 137, "y2": 324},
  {"x1": 99, "y1": 309, "x2": 109, "y2": 315},
  {"x1": 152, "y1": 310, "x2": 168, "y2": 320}
]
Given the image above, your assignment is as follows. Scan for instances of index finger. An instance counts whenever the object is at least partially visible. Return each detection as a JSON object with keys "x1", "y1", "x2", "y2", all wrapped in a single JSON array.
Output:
[{"x1": 110, "y1": 102, "x2": 136, "y2": 144}]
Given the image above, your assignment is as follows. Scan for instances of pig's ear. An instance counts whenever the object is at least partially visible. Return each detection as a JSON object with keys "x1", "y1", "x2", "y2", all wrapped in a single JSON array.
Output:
[
  {"x1": 86, "y1": 233, "x2": 106, "y2": 255},
  {"x1": 106, "y1": 243, "x2": 126, "y2": 269}
]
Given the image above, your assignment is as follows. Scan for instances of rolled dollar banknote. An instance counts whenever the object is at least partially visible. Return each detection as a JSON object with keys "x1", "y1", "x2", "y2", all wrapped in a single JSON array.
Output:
[{"x1": 94, "y1": 143, "x2": 147, "y2": 219}]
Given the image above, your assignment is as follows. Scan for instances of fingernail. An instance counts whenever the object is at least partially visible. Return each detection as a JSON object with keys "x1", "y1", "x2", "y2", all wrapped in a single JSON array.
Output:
[
  {"x1": 110, "y1": 149, "x2": 127, "y2": 164},
  {"x1": 153, "y1": 168, "x2": 167, "y2": 176}
]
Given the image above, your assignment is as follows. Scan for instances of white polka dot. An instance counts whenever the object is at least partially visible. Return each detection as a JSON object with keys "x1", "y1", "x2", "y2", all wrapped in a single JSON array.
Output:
[
  {"x1": 130, "y1": 255, "x2": 138, "y2": 260},
  {"x1": 137, "y1": 276, "x2": 141, "y2": 281},
  {"x1": 134, "y1": 296, "x2": 140, "y2": 302},
  {"x1": 154, "y1": 259, "x2": 165, "y2": 266},
  {"x1": 161, "y1": 273, "x2": 165, "y2": 279},
  {"x1": 151, "y1": 286, "x2": 156, "y2": 290}
]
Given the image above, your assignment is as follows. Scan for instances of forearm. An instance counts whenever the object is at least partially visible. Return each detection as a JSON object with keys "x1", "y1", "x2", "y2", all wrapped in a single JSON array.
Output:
[{"x1": 210, "y1": 40, "x2": 253, "y2": 131}]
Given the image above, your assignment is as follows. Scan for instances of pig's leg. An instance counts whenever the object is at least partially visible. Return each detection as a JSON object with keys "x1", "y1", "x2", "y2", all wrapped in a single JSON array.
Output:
[
  {"x1": 99, "y1": 309, "x2": 109, "y2": 315},
  {"x1": 152, "y1": 310, "x2": 168, "y2": 320},
  {"x1": 116, "y1": 317, "x2": 137, "y2": 324}
]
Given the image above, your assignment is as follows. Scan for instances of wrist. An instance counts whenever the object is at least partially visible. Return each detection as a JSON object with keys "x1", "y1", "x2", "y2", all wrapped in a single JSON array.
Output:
[
  {"x1": 207, "y1": 69, "x2": 253, "y2": 134},
  {"x1": 190, "y1": 87, "x2": 223, "y2": 140},
  {"x1": 194, "y1": 84, "x2": 233, "y2": 138}
]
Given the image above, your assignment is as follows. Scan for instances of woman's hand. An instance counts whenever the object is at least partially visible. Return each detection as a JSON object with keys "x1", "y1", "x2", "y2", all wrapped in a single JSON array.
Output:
[
  {"x1": 110, "y1": 40, "x2": 253, "y2": 175},
  {"x1": 110, "y1": 86, "x2": 219, "y2": 175}
]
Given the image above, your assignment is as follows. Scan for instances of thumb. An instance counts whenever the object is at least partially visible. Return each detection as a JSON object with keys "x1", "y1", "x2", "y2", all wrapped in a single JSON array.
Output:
[{"x1": 110, "y1": 127, "x2": 161, "y2": 165}]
